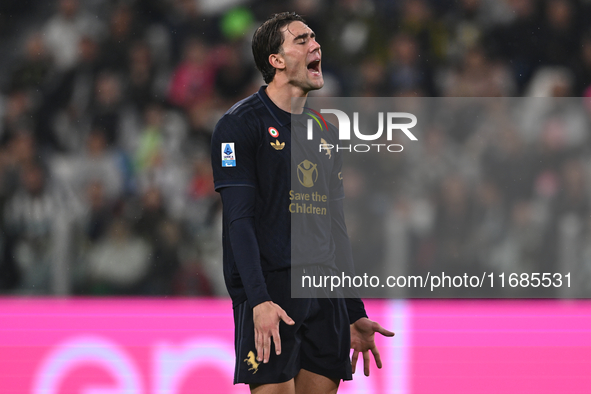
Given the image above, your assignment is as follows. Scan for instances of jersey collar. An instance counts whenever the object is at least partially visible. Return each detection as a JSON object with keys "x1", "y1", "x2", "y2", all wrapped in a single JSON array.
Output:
[{"x1": 256, "y1": 86, "x2": 292, "y2": 127}]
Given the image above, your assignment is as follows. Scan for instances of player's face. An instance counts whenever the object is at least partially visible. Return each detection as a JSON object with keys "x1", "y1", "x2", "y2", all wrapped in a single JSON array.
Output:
[{"x1": 278, "y1": 21, "x2": 323, "y2": 92}]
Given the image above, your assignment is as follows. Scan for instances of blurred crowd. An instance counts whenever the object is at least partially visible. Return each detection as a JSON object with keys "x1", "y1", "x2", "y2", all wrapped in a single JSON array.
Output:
[
  {"x1": 1, "y1": 0, "x2": 591, "y2": 296},
  {"x1": 341, "y1": 97, "x2": 591, "y2": 297}
]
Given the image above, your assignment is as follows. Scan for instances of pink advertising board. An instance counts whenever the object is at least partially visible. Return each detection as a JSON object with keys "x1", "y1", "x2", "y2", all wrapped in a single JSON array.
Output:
[{"x1": 0, "y1": 298, "x2": 590, "y2": 393}]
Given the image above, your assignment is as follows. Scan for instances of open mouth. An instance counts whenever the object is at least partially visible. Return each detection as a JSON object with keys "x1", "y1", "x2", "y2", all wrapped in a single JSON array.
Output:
[{"x1": 307, "y1": 59, "x2": 321, "y2": 75}]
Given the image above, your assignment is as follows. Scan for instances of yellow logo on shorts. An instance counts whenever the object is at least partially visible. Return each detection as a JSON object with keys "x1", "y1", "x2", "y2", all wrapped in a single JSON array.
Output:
[{"x1": 244, "y1": 351, "x2": 260, "y2": 374}]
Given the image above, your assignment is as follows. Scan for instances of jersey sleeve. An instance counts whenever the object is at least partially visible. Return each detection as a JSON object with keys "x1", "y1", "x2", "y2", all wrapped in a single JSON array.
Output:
[
  {"x1": 211, "y1": 114, "x2": 259, "y2": 191},
  {"x1": 220, "y1": 186, "x2": 271, "y2": 308}
]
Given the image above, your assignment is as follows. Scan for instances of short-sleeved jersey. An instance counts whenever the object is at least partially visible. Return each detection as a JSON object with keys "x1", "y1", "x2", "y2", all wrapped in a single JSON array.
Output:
[{"x1": 211, "y1": 86, "x2": 344, "y2": 305}]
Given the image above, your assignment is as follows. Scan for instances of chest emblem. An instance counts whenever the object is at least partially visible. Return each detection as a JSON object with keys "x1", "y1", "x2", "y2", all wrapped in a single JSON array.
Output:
[
  {"x1": 270, "y1": 140, "x2": 285, "y2": 150},
  {"x1": 297, "y1": 160, "x2": 318, "y2": 187},
  {"x1": 268, "y1": 127, "x2": 279, "y2": 138},
  {"x1": 320, "y1": 138, "x2": 332, "y2": 159}
]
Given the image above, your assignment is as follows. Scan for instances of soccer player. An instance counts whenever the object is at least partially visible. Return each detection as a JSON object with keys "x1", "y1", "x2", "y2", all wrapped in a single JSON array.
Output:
[{"x1": 211, "y1": 12, "x2": 394, "y2": 394}]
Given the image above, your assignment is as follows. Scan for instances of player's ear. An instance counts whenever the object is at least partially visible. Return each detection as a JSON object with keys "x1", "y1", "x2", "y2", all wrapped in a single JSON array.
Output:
[{"x1": 269, "y1": 53, "x2": 285, "y2": 71}]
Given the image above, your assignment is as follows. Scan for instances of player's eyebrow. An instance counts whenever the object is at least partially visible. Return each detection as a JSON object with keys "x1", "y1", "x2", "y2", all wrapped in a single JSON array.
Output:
[{"x1": 293, "y1": 32, "x2": 315, "y2": 41}]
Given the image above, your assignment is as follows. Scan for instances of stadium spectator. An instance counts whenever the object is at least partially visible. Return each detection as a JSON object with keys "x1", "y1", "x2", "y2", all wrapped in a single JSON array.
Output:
[
  {"x1": 126, "y1": 41, "x2": 166, "y2": 112},
  {"x1": 133, "y1": 186, "x2": 169, "y2": 242},
  {"x1": 430, "y1": 175, "x2": 477, "y2": 282},
  {"x1": 442, "y1": 46, "x2": 515, "y2": 97},
  {"x1": 489, "y1": 199, "x2": 547, "y2": 295},
  {"x1": 167, "y1": 37, "x2": 219, "y2": 109},
  {"x1": 89, "y1": 72, "x2": 126, "y2": 147},
  {"x1": 0, "y1": 132, "x2": 37, "y2": 200},
  {"x1": 398, "y1": 0, "x2": 448, "y2": 65},
  {"x1": 572, "y1": 31, "x2": 591, "y2": 95},
  {"x1": 100, "y1": 4, "x2": 145, "y2": 73},
  {"x1": 547, "y1": 158, "x2": 591, "y2": 278},
  {"x1": 9, "y1": 32, "x2": 52, "y2": 92},
  {"x1": 354, "y1": 57, "x2": 388, "y2": 96},
  {"x1": 133, "y1": 187, "x2": 183, "y2": 295},
  {"x1": 538, "y1": 0, "x2": 580, "y2": 67},
  {"x1": 165, "y1": 0, "x2": 221, "y2": 64},
  {"x1": 50, "y1": 128, "x2": 125, "y2": 202},
  {"x1": 404, "y1": 127, "x2": 463, "y2": 198},
  {"x1": 131, "y1": 103, "x2": 189, "y2": 219},
  {"x1": 81, "y1": 180, "x2": 114, "y2": 243},
  {"x1": 487, "y1": 0, "x2": 542, "y2": 92},
  {"x1": 0, "y1": 90, "x2": 36, "y2": 147},
  {"x1": 0, "y1": 133, "x2": 38, "y2": 291},
  {"x1": 214, "y1": 42, "x2": 257, "y2": 104},
  {"x1": 481, "y1": 127, "x2": 536, "y2": 201},
  {"x1": 46, "y1": 35, "x2": 103, "y2": 152},
  {"x1": 470, "y1": 179, "x2": 507, "y2": 273},
  {"x1": 146, "y1": 219, "x2": 184, "y2": 295},
  {"x1": 3, "y1": 160, "x2": 81, "y2": 293},
  {"x1": 43, "y1": 0, "x2": 104, "y2": 71},
  {"x1": 186, "y1": 99, "x2": 217, "y2": 148},
  {"x1": 85, "y1": 217, "x2": 152, "y2": 295},
  {"x1": 386, "y1": 33, "x2": 435, "y2": 96}
]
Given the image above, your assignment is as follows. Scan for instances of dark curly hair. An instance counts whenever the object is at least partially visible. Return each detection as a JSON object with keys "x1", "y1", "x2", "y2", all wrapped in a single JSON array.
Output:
[{"x1": 252, "y1": 12, "x2": 306, "y2": 84}]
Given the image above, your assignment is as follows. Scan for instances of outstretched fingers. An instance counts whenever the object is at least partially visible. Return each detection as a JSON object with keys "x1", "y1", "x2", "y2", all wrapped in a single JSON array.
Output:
[
  {"x1": 263, "y1": 331, "x2": 272, "y2": 363},
  {"x1": 363, "y1": 349, "x2": 371, "y2": 376},
  {"x1": 374, "y1": 322, "x2": 395, "y2": 337},
  {"x1": 255, "y1": 328, "x2": 276, "y2": 363},
  {"x1": 351, "y1": 350, "x2": 360, "y2": 374},
  {"x1": 350, "y1": 318, "x2": 396, "y2": 377},
  {"x1": 273, "y1": 307, "x2": 294, "y2": 356},
  {"x1": 371, "y1": 346, "x2": 383, "y2": 369},
  {"x1": 272, "y1": 327, "x2": 282, "y2": 356},
  {"x1": 255, "y1": 329, "x2": 263, "y2": 362},
  {"x1": 279, "y1": 308, "x2": 295, "y2": 325},
  {"x1": 254, "y1": 302, "x2": 295, "y2": 363}
]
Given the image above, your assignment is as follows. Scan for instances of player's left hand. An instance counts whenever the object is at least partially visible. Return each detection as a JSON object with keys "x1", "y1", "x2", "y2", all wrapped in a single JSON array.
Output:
[{"x1": 350, "y1": 317, "x2": 395, "y2": 376}]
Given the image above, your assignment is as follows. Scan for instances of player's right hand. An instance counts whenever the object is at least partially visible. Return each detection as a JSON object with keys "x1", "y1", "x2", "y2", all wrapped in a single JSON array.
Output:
[
  {"x1": 253, "y1": 301, "x2": 295, "y2": 363},
  {"x1": 350, "y1": 317, "x2": 395, "y2": 376}
]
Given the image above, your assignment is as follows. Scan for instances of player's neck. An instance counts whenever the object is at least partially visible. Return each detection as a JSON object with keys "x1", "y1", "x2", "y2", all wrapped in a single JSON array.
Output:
[{"x1": 266, "y1": 81, "x2": 308, "y2": 114}]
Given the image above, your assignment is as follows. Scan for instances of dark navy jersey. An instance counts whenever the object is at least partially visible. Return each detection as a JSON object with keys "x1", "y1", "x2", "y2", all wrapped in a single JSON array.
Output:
[
  {"x1": 212, "y1": 86, "x2": 345, "y2": 306},
  {"x1": 290, "y1": 110, "x2": 345, "y2": 268}
]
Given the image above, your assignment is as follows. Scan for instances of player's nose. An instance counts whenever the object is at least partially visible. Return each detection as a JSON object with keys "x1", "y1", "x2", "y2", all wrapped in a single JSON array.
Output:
[{"x1": 310, "y1": 39, "x2": 321, "y2": 52}]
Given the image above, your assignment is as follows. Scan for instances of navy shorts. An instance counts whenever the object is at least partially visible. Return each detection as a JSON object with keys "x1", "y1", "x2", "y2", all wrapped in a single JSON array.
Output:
[{"x1": 233, "y1": 267, "x2": 352, "y2": 385}]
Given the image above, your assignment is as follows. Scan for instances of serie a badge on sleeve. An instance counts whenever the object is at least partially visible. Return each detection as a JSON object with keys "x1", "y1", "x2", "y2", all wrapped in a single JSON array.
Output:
[{"x1": 222, "y1": 143, "x2": 236, "y2": 167}]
